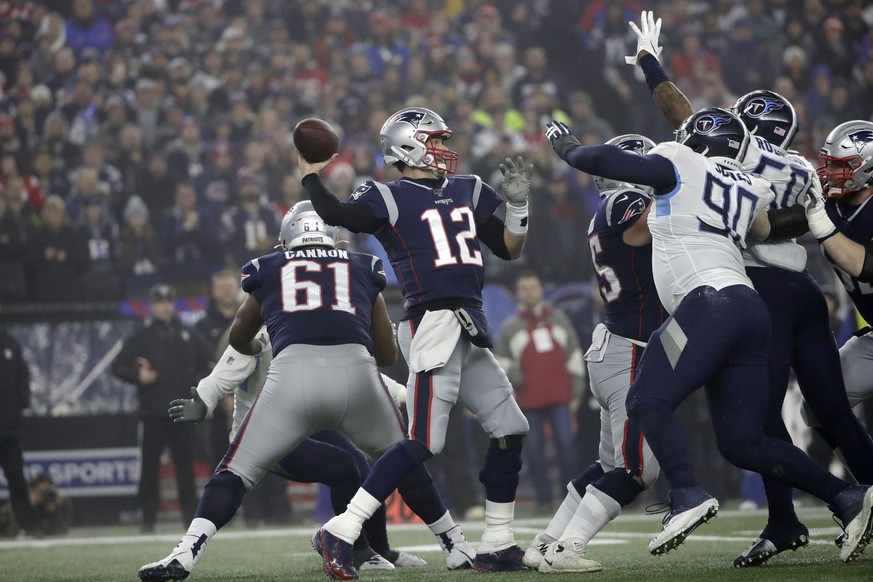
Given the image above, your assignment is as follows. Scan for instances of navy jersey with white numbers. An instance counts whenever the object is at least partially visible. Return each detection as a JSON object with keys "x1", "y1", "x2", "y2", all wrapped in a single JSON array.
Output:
[
  {"x1": 588, "y1": 188, "x2": 666, "y2": 343},
  {"x1": 348, "y1": 175, "x2": 503, "y2": 311},
  {"x1": 240, "y1": 248, "x2": 386, "y2": 357},
  {"x1": 825, "y1": 197, "x2": 873, "y2": 324}
]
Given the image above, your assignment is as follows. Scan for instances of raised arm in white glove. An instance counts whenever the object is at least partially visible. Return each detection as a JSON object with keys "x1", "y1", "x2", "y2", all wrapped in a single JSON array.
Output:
[{"x1": 625, "y1": 10, "x2": 663, "y2": 65}]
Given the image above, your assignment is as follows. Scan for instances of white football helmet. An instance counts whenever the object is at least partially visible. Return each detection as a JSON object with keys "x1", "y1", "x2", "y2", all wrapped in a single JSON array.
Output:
[
  {"x1": 817, "y1": 120, "x2": 873, "y2": 198},
  {"x1": 593, "y1": 133, "x2": 656, "y2": 196},
  {"x1": 278, "y1": 201, "x2": 337, "y2": 250},
  {"x1": 380, "y1": 107, "x2": 458, "y2": 175}
]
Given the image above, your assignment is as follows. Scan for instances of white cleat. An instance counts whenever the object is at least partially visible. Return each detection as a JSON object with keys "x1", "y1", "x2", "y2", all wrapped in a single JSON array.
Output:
[
  {"x1": 539, "y1": 538, "x2": 603, "y2": 573},
  {"x1": 391, "y1": 551, "x2": 427, "y2": 567},
  {"x1": 840, "y1": 485, "x2": 873, "y2": 563},
  {"x1": 522, "y1": 532, "x2": 554, "y2": 570},
  {"x1": 437, "y1": 526, "x2": 475, "y2": 570},
  {"x1": 358, "y1": 552, "x2": 395, "y2": 571},
  {"x1": 138, "y1": 537, "x2": 205, "y2": 582},
  {"x1": 649, "y1": 489, "x2": 719, "y2": 556}
]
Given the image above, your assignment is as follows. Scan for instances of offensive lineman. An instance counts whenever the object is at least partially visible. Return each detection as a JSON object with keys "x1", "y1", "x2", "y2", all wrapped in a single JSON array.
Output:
[
  {"x1": 544, "y1": 107, "x2": 873, "y2": 562},
  {"x1": 625, "y1": 11, "x2": 873, "y2": 567},
  {"x1": 303, "y1": 107, "x2": 533, "y2": 575}
]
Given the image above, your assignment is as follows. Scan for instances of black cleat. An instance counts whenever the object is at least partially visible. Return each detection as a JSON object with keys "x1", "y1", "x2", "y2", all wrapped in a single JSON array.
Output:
[{"x1": 733, "y1": 522, "x2": 809, "y2": 568}]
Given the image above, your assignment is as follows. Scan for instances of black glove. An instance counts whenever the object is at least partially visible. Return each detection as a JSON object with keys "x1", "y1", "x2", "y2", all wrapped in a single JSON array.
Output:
[
  {"x1": 168, "y1": 387, "x2": 208, "y2": 423},
  {"x1": 545, "y1": 120, "x2": 581, "y2": 160}
]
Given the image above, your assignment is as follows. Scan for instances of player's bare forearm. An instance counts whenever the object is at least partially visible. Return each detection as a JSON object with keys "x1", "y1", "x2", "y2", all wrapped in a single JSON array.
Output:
[
  {"x1": 504, "y1": 231, "x2": 525, "y2": 259},
  {"x1": 821, "y1": 234, "x2": 867, "y2": 279},
  {"x1": 229, "y1": 294, "x2": 265, "y2": 356},
  {"x1": 653, "y1": 82, "x2": 693, "y2": 130}
]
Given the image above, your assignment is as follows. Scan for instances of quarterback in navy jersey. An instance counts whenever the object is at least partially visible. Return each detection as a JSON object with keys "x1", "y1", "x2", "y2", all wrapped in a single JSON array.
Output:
[
  {"x1": 303, "y1": 107, "x2": 534, "y2": 575},
  {"x1": 627, "y1": 11, "x2": 873, "y2": 567}
]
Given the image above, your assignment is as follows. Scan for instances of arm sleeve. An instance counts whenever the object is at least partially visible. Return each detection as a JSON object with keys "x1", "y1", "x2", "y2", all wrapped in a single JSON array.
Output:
[
  {"x1": 478, "y1": 213, "x2": 511, "y2": 260},
  {"x1": 563, "y1": 146, "x2": 677, "y2": 193},
  {"x1": 302, "y1": 173, "x2": 382, "y2": 233},
  {"x1": 195, "y1": 342, "x2": 262, "y2": 419},
  {"x1": 764, "y1": 204, "x2": 809, "y2": 241}
]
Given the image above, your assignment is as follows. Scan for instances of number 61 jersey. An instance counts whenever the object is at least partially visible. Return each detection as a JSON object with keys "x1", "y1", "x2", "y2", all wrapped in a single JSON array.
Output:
[
  {"x1": 240, "y1": 248, "x2": 386, "y2": 357},
  {"x1": 646, "y1": 142, "x2": 774, "y2": 314}
]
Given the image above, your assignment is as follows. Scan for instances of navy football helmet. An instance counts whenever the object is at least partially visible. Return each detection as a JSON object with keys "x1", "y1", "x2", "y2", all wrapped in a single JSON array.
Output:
[
  {"x1": 675, "y1": 107, "x2": 750, "y2": 171},
  {"x1": 278, "y1": 201, "x2": 338, "y2": 250},
  {"x1": 730, "y1": 89, "x2": 798, "y2": 149},
  {"x1": 594, "y1": 133, "x2": 656, "y2": 195},
  {"x1": 380, "y1": 108, "x2": 458, "y2": 175},
  {"x1": 817, "y1": 120, "x2": 873, "y2": 198}
]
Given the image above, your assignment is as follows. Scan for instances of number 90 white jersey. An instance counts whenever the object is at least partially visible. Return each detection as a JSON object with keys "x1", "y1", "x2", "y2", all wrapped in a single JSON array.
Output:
[{"x1": 646, "y1": 142, "x2": 774, "y2": 314}]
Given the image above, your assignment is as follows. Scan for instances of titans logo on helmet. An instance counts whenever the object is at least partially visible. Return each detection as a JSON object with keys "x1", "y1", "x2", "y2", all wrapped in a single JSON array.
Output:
[
  {"x1": 743, "y1": 97, "x2": 784, "y2": 118},
  {"x1": 391, "y1": 110, "x2": 427, "y2": 129},
  {"x1": 847, "y1": 130, "x2": 873, "y2": 153},
  {"x1": 694, "y1": 114, "x2": 731, "y2": 135},
  {"x1": 616, "y1": 138, "x2": 646, "y2": 155}
]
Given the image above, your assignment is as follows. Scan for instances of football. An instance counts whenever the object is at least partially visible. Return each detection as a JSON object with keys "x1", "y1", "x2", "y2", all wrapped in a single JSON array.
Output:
[{"x1": 293, "y1": 118, "x2": 340, "y2": 163}]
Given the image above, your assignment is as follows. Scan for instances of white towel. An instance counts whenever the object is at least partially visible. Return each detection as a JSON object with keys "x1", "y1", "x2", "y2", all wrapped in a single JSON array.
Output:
[{"x1": 409, "y1": 309, "x2": 462, "y2": 373}]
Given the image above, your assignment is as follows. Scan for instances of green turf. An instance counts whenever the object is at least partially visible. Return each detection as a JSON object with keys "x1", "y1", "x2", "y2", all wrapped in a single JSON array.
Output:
[{"x1": 0, "y1": 506, "x2": 868, "y2": 581}]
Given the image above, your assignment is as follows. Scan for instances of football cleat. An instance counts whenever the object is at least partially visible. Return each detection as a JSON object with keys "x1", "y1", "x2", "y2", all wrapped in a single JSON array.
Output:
[
  {"x1": 312, "y1": 528, "x2": 358, "y2": 580},
  {"x1": 436, "y1": 525, "x2": 475, "y2": 570},
  {"x1": 733, "y1": 522, "x2": 809, "y2": 568},
  {"x1": 539, "y1": 538, "x2": 603, "y2": 573},
  {"x1": 473, "y1": 544, "x2": 525, "y2": 573},
  {"x1": 649, "y1": 487, "x2": 719, "y2": 556},
  {"x1": 137, "y1": 545, "x2": 198, "y2": 581},
  {"x1": 833, "y1": 484, "x2": 873, "y2": 562},
  {"x1": 384, "y1": 550, "x2": 427, "y2": 567},
  {"x1": 522, "y1": 532, "x2": 554, "y2": 570},
  {"x1": 354, "y1": 551, "x2": 394, "y2": 572}
]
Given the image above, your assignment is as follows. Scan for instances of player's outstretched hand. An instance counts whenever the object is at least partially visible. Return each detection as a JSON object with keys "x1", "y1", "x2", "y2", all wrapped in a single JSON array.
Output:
[
  {"x1": 499, "y1": 156, "x2": 533, "y2": 205},
  {"x1": 804, "y1": 177, "x2": 837, "y2": 241},
  {"x1": 625, "y1": 10, "x2": 662, "y2": 65},
  {"x1": 545, "y1": 121, "x2": 580, "y2": 160},
  {"x1": 297, "y1": 152, "x2": 338, "y2": 177},
  {"x1": 168, "y1": 387, "x2": 208, "y2": 423}
]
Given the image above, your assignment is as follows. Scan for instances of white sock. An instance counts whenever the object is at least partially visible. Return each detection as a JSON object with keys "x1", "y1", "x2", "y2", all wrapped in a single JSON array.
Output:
[
  {"x1": 324, "y1": 489, "x2": 381, "y2": 545},
  {"x1": 561, "y1": 485, "x2": 621, "y2": 544},
  {"x1": 176, "y1": 518, "x2": 217, "y2": 566},
  {"x1": 427, "y1": 510, "x2": 458, "y2": 536},
  {"x1": 544, "y1": 482, "x2": 583, "y2": 541},
  {"x1": 478, "y1": 500, "x2": 515, "y2": 553}
]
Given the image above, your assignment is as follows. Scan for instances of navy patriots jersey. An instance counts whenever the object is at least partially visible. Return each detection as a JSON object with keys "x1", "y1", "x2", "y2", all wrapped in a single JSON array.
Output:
[
  {"x1": 222, "y1": 205, "x2": 282, "y2": 268},
  {"x1": 588, "y1": 188, "x2": 666, "y2": 342},
  {"x1": 825, "y1": 198, "x2": 873, "y2": 324},
  {"x1": 240, "y1": 248, "x2": 386, "y2": 357},
  {"x1": 348, "y1": 175, "x2": 503, "y2": 311}
]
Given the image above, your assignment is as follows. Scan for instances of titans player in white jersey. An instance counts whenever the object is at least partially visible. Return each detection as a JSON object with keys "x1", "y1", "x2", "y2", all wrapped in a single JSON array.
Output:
[
  {"x1": 523, "y1": 134, "x2": 664, "y2": 573},
  {"x1": 545, "y1": 108, "x2": 873, "y2": 563},
  {"x1": 626, "y1": 10, "x2": 873, "y2": 566},
  {"x1": 301, "y1": 107, "x2": 532, "y2": 575}
]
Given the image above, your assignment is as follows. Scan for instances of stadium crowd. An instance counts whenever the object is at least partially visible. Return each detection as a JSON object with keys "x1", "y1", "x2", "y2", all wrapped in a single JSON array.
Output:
[{"x1": 0, "y1": 0, "x2": 871, "y2": 303}]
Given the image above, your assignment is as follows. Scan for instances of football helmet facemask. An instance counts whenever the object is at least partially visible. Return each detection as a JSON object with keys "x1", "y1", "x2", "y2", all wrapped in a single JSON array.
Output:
[
  {"x1": 675, "y1": 107, "x2": 750, "y2": 171},
  {"x1": 278, "y1": 201, "x2": 337, "y2": 250},
  {"x1": 380, "y1": 107, "x2": 459, "y2": 175},
  {"x1": 817, "y1": 120, "x2": 873, "y2": 198},
  {"x1": 594, "y1": 133, "x2": 657, "y2": 196},
  {"x1": 730, "y1": 89, "x2": 798, "y2": 150}
]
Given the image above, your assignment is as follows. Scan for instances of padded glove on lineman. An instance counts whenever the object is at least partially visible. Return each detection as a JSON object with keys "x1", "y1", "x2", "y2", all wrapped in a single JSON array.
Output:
[
  {"x1": 545, "y1": 120, "x2": 581, "y2": 160},
  {"x1": 168, "y1": 387, "x2": 208, "y2": 423},
  {"x1": 625, "y1": 10, "x2": 663, "y2": 65},
  {"x1": 804, "y1": 176, "x2": 838, "y2": 241},
  {"x1": 499, "y1": 155, "x2": 533, "y2": 205}
]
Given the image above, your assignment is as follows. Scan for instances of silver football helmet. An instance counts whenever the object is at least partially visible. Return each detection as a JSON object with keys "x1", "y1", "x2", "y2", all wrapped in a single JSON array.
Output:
[
  {"x1": 278, "y1": 201, "x2": 337, "y2": 250},
  {"x1": 817, "y1": 120, "x2": 873, "y2": 198},
  {"x1": 593, "y1": 134, "x2": 656, "y2": 196},
  {"x1": 380, "y1": 107, "x2": 458, "y2": 175}
]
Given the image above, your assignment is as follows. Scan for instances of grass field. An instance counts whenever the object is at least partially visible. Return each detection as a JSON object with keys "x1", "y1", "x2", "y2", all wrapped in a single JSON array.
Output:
[{"x1": 0, "y1": 505, "x2": 869, "y2": 581}]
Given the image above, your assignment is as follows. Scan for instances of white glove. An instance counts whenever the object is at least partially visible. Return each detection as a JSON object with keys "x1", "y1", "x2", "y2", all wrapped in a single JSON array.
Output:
[
  {"x1": 804, "y1": 177, "x2": 837, "y2": 240},
  {"x1": 499, "y1": 156, "x2": 533, "y2": 205},
  {"x1": 625, "y1": 10, "x2": 663, "y2": 65}
]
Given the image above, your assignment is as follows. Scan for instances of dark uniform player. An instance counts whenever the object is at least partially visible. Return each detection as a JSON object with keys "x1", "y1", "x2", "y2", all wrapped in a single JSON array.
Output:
[
  {"x1": 303, "y1": 107, "x2": 533, "y2": 575},
  {"x1": 524, "y1": 134, "x2": 667, "y2": 573}
]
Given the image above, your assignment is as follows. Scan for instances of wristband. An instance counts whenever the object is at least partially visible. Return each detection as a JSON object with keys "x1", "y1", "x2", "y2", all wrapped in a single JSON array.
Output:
[
  {"x1": 504, "y1": 202, "x2": 528, "y2": 236},
  {"x1": 640, "y1": 54, "x2": 670, "y2": 94}
]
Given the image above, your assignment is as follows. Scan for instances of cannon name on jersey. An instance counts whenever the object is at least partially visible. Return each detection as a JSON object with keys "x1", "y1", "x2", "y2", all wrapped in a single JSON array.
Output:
[
  {"x1": 825, "y1": 197, "x2": 873, "y2": 324},
  {"x1": 240, "y1": 248, "x2": 386, "y2": 357},
  {"x1": 588, "y1": 187, "x2": 665, "y2": 342},
  {"x1": 348, "y1": 175, "x2": 503, "y2": 311}
]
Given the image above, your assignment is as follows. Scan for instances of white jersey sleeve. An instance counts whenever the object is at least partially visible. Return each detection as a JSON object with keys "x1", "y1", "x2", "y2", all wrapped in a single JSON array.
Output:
[{"x1": 647, "y1": 142, "x2": 774, "y2": 313}]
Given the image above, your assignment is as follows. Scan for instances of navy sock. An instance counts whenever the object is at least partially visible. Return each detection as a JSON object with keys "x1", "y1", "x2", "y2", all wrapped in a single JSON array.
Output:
[
  {"x1": 397, "y1": 464, "x2": 447, "y2": 525},
  {"x1": 479, "y1": 435, "x2": 524, "y2": 503},
  {"x1": 571, "y1": 463, "x2": 606, "y2": 497},
  {"x1": 362, "y1": 439, "x2": 433, "y2": 502},
  {"x1": 591, "y1": 469, "x2": 644, "y2": 507},
  {"x1": 195, "y1": 471, "x2": 247, "y2": 530}
]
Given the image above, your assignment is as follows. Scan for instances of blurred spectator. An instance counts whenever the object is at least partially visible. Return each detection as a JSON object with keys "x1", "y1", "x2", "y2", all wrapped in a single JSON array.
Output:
[
  {"x1": 117, "y1": 195, "x2": 165, "y2": 296},
  {"x1": 817, "y1": 17, "x2": 854, "y2": 80},
  {"x1": 165, "y1": 116, "x2": 206, "y2": 182},
  {"x1": 65, "y1": 0, "x2": 114, "y2": 58},
  {"x1": 111, "y1": 283, "x2": 213, "y2": 533},
  {"x1": 565, "y1": 91, "x2": 615, "y2": 144},
  {"x1": 160, "y1": 181, "x2": 221, "y2": 286},
  {"x1": 496, "y1": 270, "x2": 584, "y2": 510},
  {"x1": 28, "y1": 474, "x2": 72, "y2": 536},
  {"x1": 41, "y1": 110, "x2": 80, "y2": 175},
  {"x1": 76, "y1": 193, "x2": 121, "y2": 301},
  {"x1": 221, "y1": 170, "x2": 281, "y2": 269},
  {"x1": 139, "y1": 153, "x2": 176, "y2": 220},
  {"x1": 0, "y1": 191, "x2": 28, "y2": 302},
  {"x1": 0, "y1": 327, "x2": 39, "y2": 538},
  {"x1": 27, "y1": 195, "x2": 87, "y2": 303}
]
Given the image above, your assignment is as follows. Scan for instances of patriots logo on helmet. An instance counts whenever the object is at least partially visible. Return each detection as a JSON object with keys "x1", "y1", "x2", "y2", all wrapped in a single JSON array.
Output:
[
  {"x1": 391, "y1": 110, "x2": 427, "y2": 129},
  {"x1": 847, "y1": 130, "x2": 873, "y2": 153},
  {"x1": 694, "y1": 114, "x2": 731, "y2": 135},
  {"x1": 743, "y1": 97, "x2": 784, "y2": 118},
  {"x1": 616, "y1": 138, "x2": 646, "y2": 155}
]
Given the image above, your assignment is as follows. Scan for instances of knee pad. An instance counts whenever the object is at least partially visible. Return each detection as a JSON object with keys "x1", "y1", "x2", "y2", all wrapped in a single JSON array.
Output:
[
  {"x1": 481, "y1": 396, "x2": 529, "y2": 438},
  {"x1": 397, "y1": 438, "x2": 434, "y2": 466},
  {"x1": 570, "y1": 462, "x2": 605, "y2": 497},
  {"x1": 591, "y1": 468, "x2": 644, "y2": 507}
]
